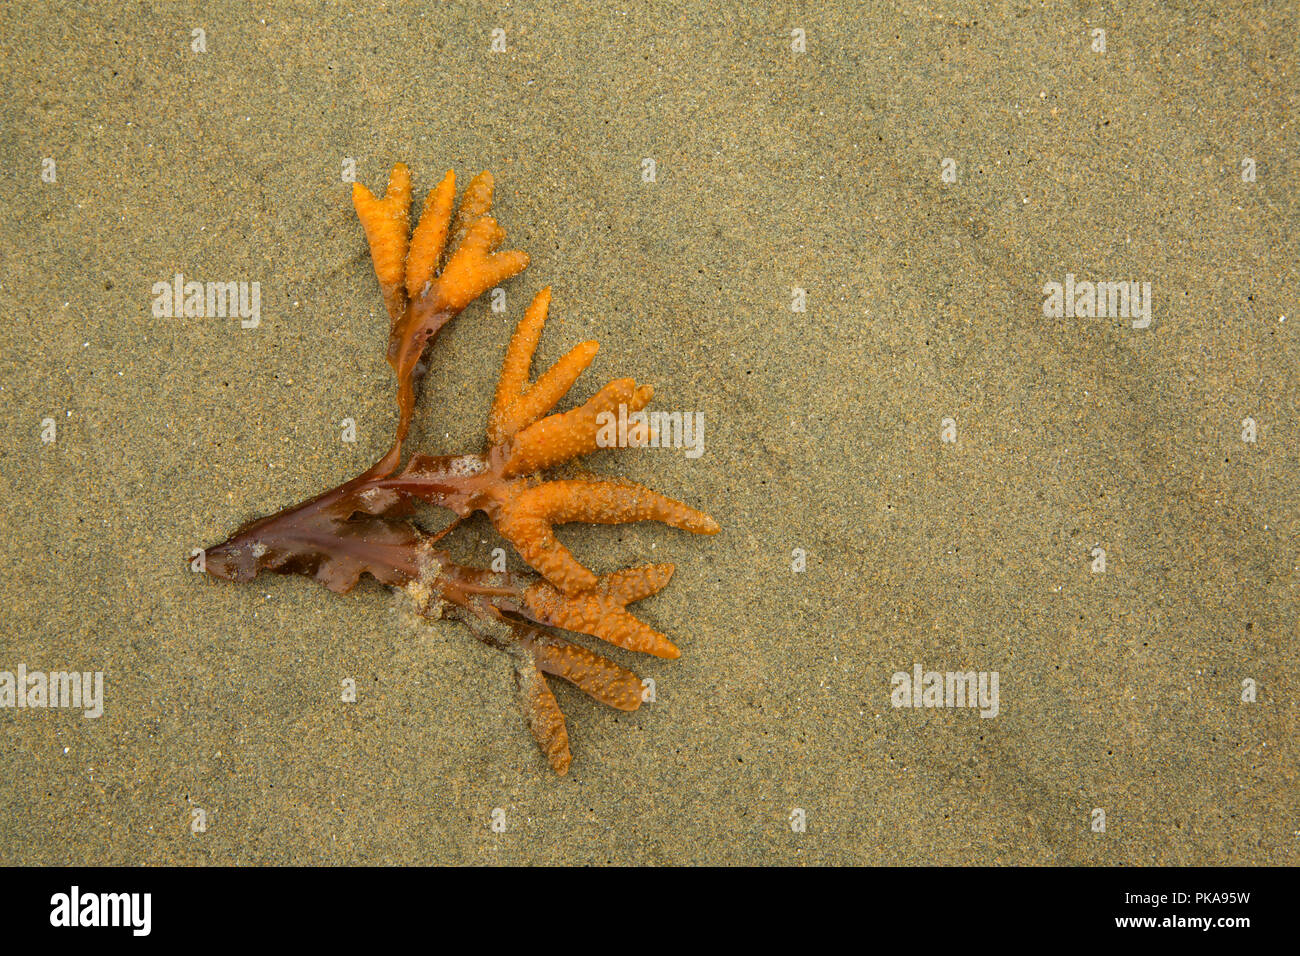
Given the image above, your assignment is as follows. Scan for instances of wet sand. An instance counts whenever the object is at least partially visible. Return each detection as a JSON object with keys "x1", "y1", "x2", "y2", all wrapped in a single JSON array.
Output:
[{"x1": 0, "y1": 2, "x2": 1295, "y2": 864}]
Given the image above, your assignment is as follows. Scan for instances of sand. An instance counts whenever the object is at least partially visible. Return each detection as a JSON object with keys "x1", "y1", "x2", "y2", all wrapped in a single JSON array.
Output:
[{"x1": 0, "y1": 1, "x2": 1295, "y2": 865}]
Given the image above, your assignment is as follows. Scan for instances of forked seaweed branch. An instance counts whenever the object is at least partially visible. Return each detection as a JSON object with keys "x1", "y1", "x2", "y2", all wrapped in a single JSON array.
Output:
[{"x1": 201, "y1": 164, "x2": 718, "y2": 773}]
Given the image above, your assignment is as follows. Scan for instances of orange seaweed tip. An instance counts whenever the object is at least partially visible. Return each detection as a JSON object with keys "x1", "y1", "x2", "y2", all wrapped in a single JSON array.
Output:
[{"x1": 353, "y1": 180, "x2": 412, "y2": 297}]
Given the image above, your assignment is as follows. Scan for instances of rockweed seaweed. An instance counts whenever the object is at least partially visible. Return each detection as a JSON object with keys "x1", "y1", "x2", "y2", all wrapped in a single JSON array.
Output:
[{"x1": 200, "y1": 164, "x2": 718, "y2": 773}]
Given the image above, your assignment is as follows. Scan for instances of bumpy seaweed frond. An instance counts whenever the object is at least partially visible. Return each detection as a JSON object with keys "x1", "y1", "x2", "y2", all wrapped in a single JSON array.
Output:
[
  {"x1": 405, "y1": 170, "x2": 456, "y2": 299},
  {"x1": 524, "y1": 565, "x2": 679, "y2": 658},
  {"x1": 352, "y1": 162, "x2": 412, "y2": 323}
]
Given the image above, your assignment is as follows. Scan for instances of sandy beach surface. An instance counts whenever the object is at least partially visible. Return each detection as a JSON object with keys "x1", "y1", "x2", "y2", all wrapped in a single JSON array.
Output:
[{"x1": 0, "y1": 2, "x2": 1295, "y2": 864}]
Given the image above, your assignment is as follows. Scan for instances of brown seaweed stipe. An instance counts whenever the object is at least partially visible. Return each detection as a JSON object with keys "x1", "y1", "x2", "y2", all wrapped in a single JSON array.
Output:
[{"x1": 201, "y1": 164, "x2": 718, "y2": 774}]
